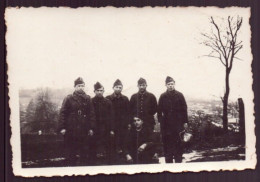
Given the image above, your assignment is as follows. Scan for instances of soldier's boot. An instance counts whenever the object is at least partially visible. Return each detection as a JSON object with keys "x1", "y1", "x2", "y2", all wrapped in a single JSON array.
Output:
[
  {"x1": 87, "y1": 150, "x2": 97, "y2": 165},
  {"x1": 165, "y1": 151, "x2": 174, "y2": 163},
  {"x1": 165, "y1": 156, "x2": 173, "y2": 163},
  {"x1": 64, "y1": 156, "x2": 77, "y2": 166},
  {"x1": 174, "y1": 155, "x2": 183, "y2": 163}
]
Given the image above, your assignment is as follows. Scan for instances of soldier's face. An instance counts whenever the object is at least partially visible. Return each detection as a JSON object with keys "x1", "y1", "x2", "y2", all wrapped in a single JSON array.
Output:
[
  {"x1": 95, "y1": 87, "x2": 104, "y2": 97},
  {"x1": 134, "y1": 117, "x2": 143, "y2": 128},
  {"x1": 113, "y1": 85, "x2": 123, "y2": 94},
  {"x1": 166, "y1": 81, "x2": 175, "y2": 91},
  {"x1": 138, "y1": 84, "x2": 147, "y2": 93},
  {"x1": 75, "y1": 84, "x2": 85, "y2": 93}
]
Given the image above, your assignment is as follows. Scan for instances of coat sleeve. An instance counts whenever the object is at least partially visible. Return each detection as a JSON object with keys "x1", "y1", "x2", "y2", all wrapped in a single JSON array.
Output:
[
  {"x1": 179, "y1": 93, "x2": 188, "y2": 125},
  {"x1": 58, "y1": 96, "x2": 70, "y2": 132},
  {"x1": 129, "y1": 95, "x2": 135, "y2": 121},
  {"x1": 125, "y1": 97, "x2": 131, "y2": 125},
  {"x1": 149, "y1": 94, "x2": 157, "y2": 116},
  {"x1": 108, "y1": 100, "x2": 115, "y2": 131},
  {"x1": 140, "y1": 129, "x2": 155, "y2": 150},
  {"x1": 88, "y1": 98, "x2": 96, "y2": 130},
  {"x1": 123, "y1": 130, "x2": 132, "y2": 156},
  {"x1": 157, "y1": 95, "x2": 164, "y2": 124}
]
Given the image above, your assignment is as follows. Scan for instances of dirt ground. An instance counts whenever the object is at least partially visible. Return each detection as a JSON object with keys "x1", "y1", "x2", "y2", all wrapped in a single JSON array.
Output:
[{"x1": 21, "y1": 129, "x2": 245, "y2": 168}]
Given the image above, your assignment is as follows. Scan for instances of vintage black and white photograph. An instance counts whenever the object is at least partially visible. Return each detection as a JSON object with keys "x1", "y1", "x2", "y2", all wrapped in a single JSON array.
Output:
[{"x1": 6, "y1": 7, "x2": 255, "y2": 176}]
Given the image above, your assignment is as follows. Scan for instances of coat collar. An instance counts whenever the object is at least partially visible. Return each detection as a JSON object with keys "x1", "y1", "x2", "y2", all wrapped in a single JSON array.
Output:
[
  {"x1": 166, "y1": 89, "x2": 177, "y2": 97},
  {"x1": 138, "y1": 90, "x2": 147, "y2": 96},
  {"x1": 112, "y1": 92, "x2": 123, "y2": 99},
  {"x1": 93, "y1": 95, "x2": 105, "y2": 102},
  {"x1": 72, "y1": 91, "x2": 87, "y2": 103}
]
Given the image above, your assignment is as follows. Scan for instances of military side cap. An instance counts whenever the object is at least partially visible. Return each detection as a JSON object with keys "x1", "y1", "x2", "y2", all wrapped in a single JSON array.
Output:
[
  {"x1": 138, "y1": 77, "x2": 147, "y2": 85},
  {"x1": 94, "y1": 82, "x2": 103, "y2": 91},
  {"x1": 165, "y1": 76, "x2": 175, "y2": 84},
  {"x1": 113, "y1": 79, "x2": 123, "y2": 87},
  {"x1": 74, "y1": 77, "x2": 85, "y2": 87}
]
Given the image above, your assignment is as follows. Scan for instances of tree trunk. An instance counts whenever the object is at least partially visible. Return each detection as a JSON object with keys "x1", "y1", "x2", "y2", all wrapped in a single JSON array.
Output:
[
  {"x1": 223, "y1": 99, "x2": 228, "y2": 132},
  {"x1": 238, "y1": 98, "x2": 245, "y2": 134},
  {"x1": 222, "y1": 69, "x2": 230, "y2": 132}
]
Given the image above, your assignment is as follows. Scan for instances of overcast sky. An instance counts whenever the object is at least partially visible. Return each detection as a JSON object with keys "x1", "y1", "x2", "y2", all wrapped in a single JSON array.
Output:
[{"x1": 6, "y1": 7, "x2": 251, "y2": 101}]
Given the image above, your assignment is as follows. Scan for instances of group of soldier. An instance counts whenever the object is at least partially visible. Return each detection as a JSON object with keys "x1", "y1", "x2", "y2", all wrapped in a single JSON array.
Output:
[{"x1": 58, "y1": 76, "x2": 188, "y2": 166}]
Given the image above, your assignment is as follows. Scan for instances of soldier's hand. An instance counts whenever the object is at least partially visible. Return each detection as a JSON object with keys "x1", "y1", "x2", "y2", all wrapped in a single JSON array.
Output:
[
  {"x1": 110, "y1": 131, "x2": 115, "y2": 136},
  {"x1": 138, "y1": 143, "x2": 147, "y2": 153},
  {"x1": 128, "y1": 124, "x2": 131, "y2": 130},
  {"x1": 184, "y1": 123, "x2": 188, "y2": 131},
  {"x1": 126, "y1": 154, "x2": 133, "y2": 163},
  {"x1": 60, "y1": 129, "x2": 66, "y2": 135},
  {"x1": 152, "y1": 153, "x2": 159, "y2": 160},
  {"x1": 88, "y1": 130, "x2": 94, "y2": 136}
]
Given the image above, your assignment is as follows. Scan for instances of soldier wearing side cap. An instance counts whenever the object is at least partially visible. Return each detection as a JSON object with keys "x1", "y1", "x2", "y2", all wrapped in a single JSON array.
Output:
[
  {"x1": 92, "y1": 82, "x2": 115, "y2": 164},
  {"x1": 106, "y1": 79, "x2": 130, "y2": 154},
  {"x1": 58, "y1": 77, "x2": 96, "y2": 165},
  {"x1": 129, "y1": 78, "x2": 157, "y2": 133},
  {"x1": 158, "y1": 76, "x2": 188, "y2": 163}
]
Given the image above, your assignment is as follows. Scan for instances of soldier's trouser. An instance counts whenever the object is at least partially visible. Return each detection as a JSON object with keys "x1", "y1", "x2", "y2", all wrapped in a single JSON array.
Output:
[
  {"x1": 162, "y1": 132, "x2": 183, "y2": 163},
  {"x1": 135, "y1": 144, "x2": 157, "y2": 164},
  {"x1": 64, "y1": 135, "x2": 95, "y2": 165},
  {"x1": 144, "y1": 123, "x2": 154, "y2": 133},
  {"x1": 96, "y1": 132, "x2": 116, "y2": 164},
  {"x1": 115, "y1": 128, "x2": 127, "y2": 151}
]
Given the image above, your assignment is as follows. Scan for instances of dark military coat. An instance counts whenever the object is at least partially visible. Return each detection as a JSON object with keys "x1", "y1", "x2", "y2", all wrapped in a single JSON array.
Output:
[
  {"x1": 124, "y1": 126, "x2": 154, "y2": 159},
  {"x1": 129, "y1": 91, "x2": 157, "y2": 127},
  {"x1": 158, "y1": 90, "x2": 188, "y2": 134},
  {"x1": 92, "y1": 96, "x2": 114, "y2": 135},
  {"x1": 59, "y1": 91, "x2": 96, "y2": 138},
  {"x1": 106, "y1": 93, "x2": 130, "y2": 133}
]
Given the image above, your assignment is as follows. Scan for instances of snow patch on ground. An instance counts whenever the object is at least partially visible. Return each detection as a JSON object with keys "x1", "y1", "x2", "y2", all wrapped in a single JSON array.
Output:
[
  {"x1": 159, "y1": 150, "x2": 205, "y2": 164},
  {"x1": 159, "y1": 145, "x2": 243, "y2": 164}
]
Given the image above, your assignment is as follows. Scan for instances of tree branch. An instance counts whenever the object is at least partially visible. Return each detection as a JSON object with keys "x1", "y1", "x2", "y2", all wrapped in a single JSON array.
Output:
[
  {"x1": 202, "y1": 53, "x2": 226, "y2": 67},
  {"x1": 211, "y1": 17, "x2": 228, "y2": 64},
  {"x1": 234, "y1": 45, "x2": 243, "y2": 55},
  {"x1": 234, "y1": 56, "x2": 243, "y2": 61},
  {"x1": 202, "y1": 16, "x2": 243, "y2": 72},
  {"x1": 227, "y1": 17, "x2": 243, "y2": 72}
]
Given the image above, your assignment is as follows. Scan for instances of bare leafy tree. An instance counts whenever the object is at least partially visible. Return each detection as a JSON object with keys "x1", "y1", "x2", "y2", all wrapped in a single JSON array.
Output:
[
  {"x1": 201, "y1": 16, "x2": 243, "y2": 132},
  {"x1": 25, "y1": 99, "x2": 35, "y2": 123},
  {"x1": 34, "y1": 88, "x2": 59, "y2": 133},
  {"x1": 22, "y1": 88, "x2": 59, "y2": 134}
]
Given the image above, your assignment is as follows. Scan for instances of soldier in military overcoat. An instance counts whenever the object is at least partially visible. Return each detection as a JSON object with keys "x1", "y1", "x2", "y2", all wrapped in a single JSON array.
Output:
[
  {"x1": 58, "y1": 77, "x2": 96, "y2": 165},
  {"x1": 158, "y1": 76, "x2": 188, "y2": 163},
  {"x1": 129, "y1": 78, "x2": 157, "y2": 133},
  {"x1": 92, "y1": 82, "x2": 115, "y2": 163},
  {"x1": 106, "y1": 79, "x2": 130, "y2": 154}
]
